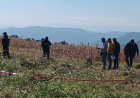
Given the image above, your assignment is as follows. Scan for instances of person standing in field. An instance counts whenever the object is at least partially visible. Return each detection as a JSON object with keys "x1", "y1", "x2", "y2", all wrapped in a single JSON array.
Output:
[
  {"x1": 41, "y1": 36, "x2": 51, "y2": 59},
  {"x1": 101, "y1": 38, "x2": 108, "y2": 69},
  {"x1": 124, "y1": 39, "x2": 139, "y2": 68},
  {"x1": 97, "y1": 38, "x2": 108, "y2": 69},
  {"x1": 112, "y1": 38, "x2": 120, "y2": 69},
  {"x1": 2, "y1": 32, "x2": 11, "y2": 59},
  {"x1": 107, "y1": 38, "x2": 114, "y2": 69}
]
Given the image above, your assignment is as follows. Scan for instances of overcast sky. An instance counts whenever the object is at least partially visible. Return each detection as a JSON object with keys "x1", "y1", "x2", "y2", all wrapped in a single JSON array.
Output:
[{"x1": 0, "y1": 0, "x2": 140, "y2": 32}]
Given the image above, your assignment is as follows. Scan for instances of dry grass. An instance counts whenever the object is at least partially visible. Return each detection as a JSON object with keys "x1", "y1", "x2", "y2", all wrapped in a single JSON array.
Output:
[
  {"x1": 0, "y1": 37, "x2": 140, "y2": 98},
  {"x1": 5, "y1": 37, "x2": 139, "y2": 62}
]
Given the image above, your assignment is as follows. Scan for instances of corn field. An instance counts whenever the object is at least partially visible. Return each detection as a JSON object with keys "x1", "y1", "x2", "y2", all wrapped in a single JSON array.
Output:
[{"x1": 0, "y1": 37, "x2": 139, "y2": 62}]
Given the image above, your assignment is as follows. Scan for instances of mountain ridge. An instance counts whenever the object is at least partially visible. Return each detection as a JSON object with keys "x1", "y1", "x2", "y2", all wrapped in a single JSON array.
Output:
[{"x1": 0, "y1": 26, "x2": 139, "y2": 46}]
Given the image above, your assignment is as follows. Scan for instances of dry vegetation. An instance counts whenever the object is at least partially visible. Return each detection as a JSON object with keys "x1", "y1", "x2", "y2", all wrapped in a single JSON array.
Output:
[
  {"x1": 8, "y1": 38, "x2": 140, "y2": 62},
  {"x1": 0, "y1": 37, "x2": 140, "y2": 98}
]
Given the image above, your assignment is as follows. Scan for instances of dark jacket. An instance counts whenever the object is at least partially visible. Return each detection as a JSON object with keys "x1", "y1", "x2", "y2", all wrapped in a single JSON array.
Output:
[
  {"x1": 2, "y1": 38, "x2": 10, "y2": 50},
  {"x1": 41, "y1": 39, "x2": 51, "y2": 52},
  {"x1": 124, "y1": 42, "x2": 139, "y2": 57},
  {"x1": 113, "y1": 41, "x2": 120, "y2": 55}
]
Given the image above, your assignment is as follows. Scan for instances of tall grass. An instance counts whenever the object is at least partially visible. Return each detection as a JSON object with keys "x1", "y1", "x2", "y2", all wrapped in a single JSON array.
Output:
[{"x1": 8, "y1": 38, "x2": 140, "y2": 62}]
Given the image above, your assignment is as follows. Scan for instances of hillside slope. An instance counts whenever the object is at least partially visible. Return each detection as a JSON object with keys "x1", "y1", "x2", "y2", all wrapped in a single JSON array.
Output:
[{"x1": 0, "y1": 38, "x2": 140, "y2": 97}]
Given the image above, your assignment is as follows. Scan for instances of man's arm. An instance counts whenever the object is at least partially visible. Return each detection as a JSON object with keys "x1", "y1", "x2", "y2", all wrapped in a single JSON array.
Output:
[
  {"x1": 124, "y1": 44, "x2": 128, "y2": 55},
  {"x1": 136, "y1": 44, "x2": 139, "y2": 56},
  {"x1": 49, "y1": 41, "x2": 51, "y2": 46}
]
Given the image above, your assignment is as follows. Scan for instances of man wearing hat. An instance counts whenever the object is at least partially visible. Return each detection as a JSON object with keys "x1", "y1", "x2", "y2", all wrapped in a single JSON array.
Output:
[{"x1": 2, "y1": 32, "x2": 11, "y2": 59}]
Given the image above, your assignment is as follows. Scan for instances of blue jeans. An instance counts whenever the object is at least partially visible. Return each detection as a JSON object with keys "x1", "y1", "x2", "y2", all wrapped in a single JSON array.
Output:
[{"x1": 108, "y1": 54, "x2": 112, "y2": 69}]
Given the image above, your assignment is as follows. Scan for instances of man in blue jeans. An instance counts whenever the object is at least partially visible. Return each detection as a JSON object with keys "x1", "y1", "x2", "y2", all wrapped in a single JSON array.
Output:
[
  {"x1": 107, "y1": 38, "x2": 114, "y2": 69},
  {"x1": 100, "y1": 38, "x2": 108, "y2": 69}
]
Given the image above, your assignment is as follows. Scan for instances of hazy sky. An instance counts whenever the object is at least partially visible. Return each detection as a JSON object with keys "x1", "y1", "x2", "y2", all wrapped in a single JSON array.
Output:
[{"x1": 0, "y1": 0, "x2": 140, "y2": 31}]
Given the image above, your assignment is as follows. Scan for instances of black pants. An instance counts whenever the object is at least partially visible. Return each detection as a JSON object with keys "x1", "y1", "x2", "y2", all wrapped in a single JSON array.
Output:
[
  {"x1": 114, "y1": 54, "x2": 119, "y2": 69},
  {"x1": 43, "y1": 50, "x2": 50, "y2": 59},
  {"x1": 125, "y1": 55, "x2": 134, "y2": 67},
  {"x1": 3, "y1": 51, "x2": 11, "y2": 59}
]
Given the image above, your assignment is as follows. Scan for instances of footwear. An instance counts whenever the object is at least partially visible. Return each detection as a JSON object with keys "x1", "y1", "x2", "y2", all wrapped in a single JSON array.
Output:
[{"x1": 113, "y1": 67, "x2": 116, "y2": 69}]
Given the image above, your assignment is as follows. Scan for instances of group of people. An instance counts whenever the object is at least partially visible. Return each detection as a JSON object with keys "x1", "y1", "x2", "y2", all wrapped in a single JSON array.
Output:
[
  {"x1": 99, "y1": 37, "x2": 139, "y2": 69},
  {"x1": 1, "y1": 32, "x2": 139, "y2": 69}
]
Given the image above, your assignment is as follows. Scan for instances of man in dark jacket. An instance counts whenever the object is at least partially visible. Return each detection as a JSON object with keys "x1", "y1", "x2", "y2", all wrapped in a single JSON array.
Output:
[
  {"x1": 2, "y1": 32, "x2": 11, "y2": 59},
  {"x1": 41, "y1": 37, "x2": 51, "y2": 59},
  {"x1": 124, "y1": 39, "x2": 139, "y2": 68},
  {"x1": 113, "y1": 38, "x2": 120, "y2": 69}
]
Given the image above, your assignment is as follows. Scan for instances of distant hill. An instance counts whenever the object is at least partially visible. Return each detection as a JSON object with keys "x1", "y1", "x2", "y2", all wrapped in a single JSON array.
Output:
[
  {"x1": 0, "y1": 26, "x2": 139, "y2": 45},
  {"x1": 0, "y1": 26, "x2": 99, "y2": 44},
  {"x1": 118, "y1": 32, "x2": 140, "y2": 45}
]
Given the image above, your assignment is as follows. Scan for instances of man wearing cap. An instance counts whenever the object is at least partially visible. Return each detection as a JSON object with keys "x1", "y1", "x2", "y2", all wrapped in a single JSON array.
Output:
[
  {"x1": 41, "y1": 36, "x2": 51, "y2": 59},
  {"x1": 2, "y1": 32, "x2": 11, "y2": 59}
]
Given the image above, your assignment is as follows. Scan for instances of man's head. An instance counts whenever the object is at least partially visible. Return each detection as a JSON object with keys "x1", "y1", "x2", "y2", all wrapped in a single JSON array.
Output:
[
  {"x1": 101, "y1": 38, "x2": 105, "y2": 43},
  {"x1": 130, "y1": 39, "x2": 135, "y2": 44},
  {"x1": 3, "y1": 32, "x2": 7, "y2": 35},
  {"x1": 113, "y1": 38, "x2": 117, "y2": 43},
  {"x1": 45, "y1": 36, "x2": 48, "y2": 40},
  {"x1": 3, "y1": 32, "x2": 8, "y2": 38},
  {"x1": 108, "y1": 38, "x2": 112, "y2": 43}
]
